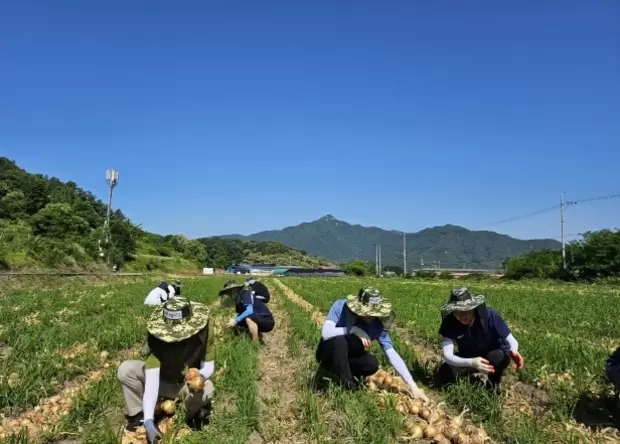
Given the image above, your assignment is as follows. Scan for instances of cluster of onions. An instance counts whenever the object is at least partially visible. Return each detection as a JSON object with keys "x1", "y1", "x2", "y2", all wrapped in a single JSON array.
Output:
[
  {"x1": 121, "y1": 417, "x2": 176, "y2": 444},
  {"x1": 368, "y1": 369, "x2": 490, "y2": 443},
  {"x1": 185, "y1": 367, "x2": 206, "y2": 392},
  {"x1": 0, "y1": 390, "x2": 77, "y2": 439}
]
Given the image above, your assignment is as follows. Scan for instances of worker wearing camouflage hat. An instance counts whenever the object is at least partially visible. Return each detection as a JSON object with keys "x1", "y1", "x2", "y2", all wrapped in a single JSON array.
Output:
[
  {"x1": 316, "y1": 287, "x2": 429, "y2": 402},
  {"x1": 219, "y1": 280, "x2": 275, "y2": 342},
  {"x1": 117, "y1": 297, "x2": 216, "y2": 443},
  {"x1": 435, "y1": 287, "x2": 524, "y2": 394}
]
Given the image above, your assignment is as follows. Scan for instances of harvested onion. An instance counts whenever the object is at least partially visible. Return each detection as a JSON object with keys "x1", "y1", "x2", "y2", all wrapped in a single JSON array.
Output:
[
  {"x1": 188, "y1": 376, "x2": 205, "y2": 392},
  {"x1": 185, "y1": 367, "x2": 201, "y2": 381},
  {"x1": 423, "y1": 425, "x2": 438, "y2": 438},
  {"x1": 419, "y1": 408, "x2": 431, "y2": 420},
  {"x1": 368, "y1": 381, "x2": 377, "y2": 392},
  {"x1": 161, "y1": 400, "x2": 176, "y2": 415}
]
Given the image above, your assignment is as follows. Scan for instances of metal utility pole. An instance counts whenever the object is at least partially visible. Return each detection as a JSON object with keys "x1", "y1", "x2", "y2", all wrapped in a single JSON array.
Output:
[
  {"x1": 377, "y1": 244, "x2": 382, "y2": 276},
  {"x1": 560, "y1": 192, "x2": 566, "y2": 269},
  {"x1": 104, "y1": 169, "x2": 119, "y2": 266},
  {"x1": 402, "y1": 232, "x2": 407, "y2": 276},
  {"x1": 375, "y1": 244, "x2": 379, "y2": 275}
]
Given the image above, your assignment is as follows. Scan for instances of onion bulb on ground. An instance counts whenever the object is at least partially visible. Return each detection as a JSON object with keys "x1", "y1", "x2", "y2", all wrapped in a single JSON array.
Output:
[
  {"x1": 470, "y1": 433, "x2": 490, "y2": 444},
  {"x1": 378, "y1": 396, "x2": 386, "y2": 408},
  {"x1": 384, "y1": 374, "x2": 394, "y2": 387},
  {"x1": 161, "y1": 400, "x2": 176, "y2": 415},
  {"x1": 407, "y1": 401, "x2": 420, "y2": 416},
  {"x1": 432, "y1": 435, "x2": 450, "y2": 444},
  {"x1": 442, "y1": 425, "x2": 459, "y2": 440},
  {"x1": 185, "y1": 368, "x2": 201, "y2": 382},
  {"x1": 454, "y1": 432, "x2": 471, "y2": 444},
  {"x1": 395, "y1": 402, "x2": 407, "y2": 414},
  {"x1": 368, "y1": 381, "x2": 377, "y2": 392},
  {"x1": 423, "y1": 425, "x2": 438, "y2": 439},
  {"x1": 419, "y1": 408, "x2": 431, "y2": 421}
]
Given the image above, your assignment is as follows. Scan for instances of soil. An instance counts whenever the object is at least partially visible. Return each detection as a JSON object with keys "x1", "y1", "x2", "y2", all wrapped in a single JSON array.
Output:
[{"x1": 248, "y1": 290, "x2": 315, "y2": 444}]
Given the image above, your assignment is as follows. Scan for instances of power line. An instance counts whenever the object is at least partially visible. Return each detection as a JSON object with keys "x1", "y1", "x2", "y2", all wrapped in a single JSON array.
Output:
[
  {"x1": 475, "y1": 204, "x2": 559, "y2": 230},
  {"x1": 475, "y1": 192, "x2": 620, "y2": 230}
]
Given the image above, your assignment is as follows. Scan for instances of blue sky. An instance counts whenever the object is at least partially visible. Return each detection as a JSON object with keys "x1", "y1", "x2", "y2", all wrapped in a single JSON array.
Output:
[{"x1": 1, "y1": 0, "x2": 618, "y2": 241}]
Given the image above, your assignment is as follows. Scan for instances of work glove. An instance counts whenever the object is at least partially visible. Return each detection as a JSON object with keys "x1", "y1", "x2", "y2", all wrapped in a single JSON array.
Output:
[
  {"x1": 409, "y1": 386, "x2": 430, "y2": 404},
  {"x1": 511, "y1": 351, "x2": 524, "y2": 370},
  {"x1": 470, "y1": 357, "x2": 495, "y2": 374},
  {"x1": 144, "y1": 419, "x2": 162, "y2": 444}
]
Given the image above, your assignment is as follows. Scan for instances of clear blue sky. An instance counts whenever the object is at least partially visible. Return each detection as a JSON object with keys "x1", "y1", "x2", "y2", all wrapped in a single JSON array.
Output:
[{"x1": 1, "y1": 0, "x2": 618, "y2": 241}]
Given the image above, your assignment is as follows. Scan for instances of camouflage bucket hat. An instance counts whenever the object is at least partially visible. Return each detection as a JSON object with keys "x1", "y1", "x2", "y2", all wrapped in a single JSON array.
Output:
[
  {"x1": 441, "y1": 287, "x2": 486, "y2": 315},
  {"x1": 218, "y1": 280, "x2": 245, "y2": 297},
  {"x1": 147, "y1": 297, "x2": 210, "y2": 343},
  {"x1": 345, "y1": 287, "x2": 393, "y2": 319}
]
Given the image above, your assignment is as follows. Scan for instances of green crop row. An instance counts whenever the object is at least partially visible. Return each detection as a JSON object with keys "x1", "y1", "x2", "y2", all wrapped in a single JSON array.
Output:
[
  {"x1": 281, "y1": 277, "x2": 612, "y2": 443},
  {"x1": 0, "y1": 277, "x2": 230, "y2": 413}
]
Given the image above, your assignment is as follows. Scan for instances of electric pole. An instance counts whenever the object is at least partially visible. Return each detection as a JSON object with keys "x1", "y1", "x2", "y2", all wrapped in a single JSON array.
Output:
[
  {"x1": 560, "y1": 192, "x2": 566, "y2": 269},
  {"x1": 103, "y1": 169, "x2": 119, "y2": 266},
  {"x1": 375, "y1": 244, "x2": 379, "y2": 276},
  {"x1": 378, "y1": 244, "x2": 382, "y2": 276},
  {"x1": 402, "y1": 232, "x2": 407, "y2": 276}
]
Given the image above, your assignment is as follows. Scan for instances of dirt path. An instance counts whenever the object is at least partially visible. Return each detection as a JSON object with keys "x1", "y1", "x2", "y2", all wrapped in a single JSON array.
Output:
[{"x1": 247, "y1": 288, "x2": 316, "y2": 444}]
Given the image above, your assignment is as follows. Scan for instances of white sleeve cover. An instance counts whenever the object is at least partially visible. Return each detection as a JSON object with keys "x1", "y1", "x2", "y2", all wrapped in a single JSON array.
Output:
[
  {"x1": 321, "y1": 320, "x2": 348, "y2": 340},
  {"x1": 143, "y1": 368, "x2": 161, "y2": 421},
  {"x1": 505, "y1": 333, "x2": 519, "y2": 352},
  {"x1": 199, "y1": 360, "x2": 215, "y2": 379},
  {"x1": 385, "y1": 348, "x2": 420, "y2": 391},
  {"x1": 441, "y1": 338, "x2": 473, "y2": 368}
]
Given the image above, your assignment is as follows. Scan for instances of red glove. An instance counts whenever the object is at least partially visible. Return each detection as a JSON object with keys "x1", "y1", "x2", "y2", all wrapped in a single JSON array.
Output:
[{"x1": 511, "y1": 351, "x2": 524, "y2": 370}]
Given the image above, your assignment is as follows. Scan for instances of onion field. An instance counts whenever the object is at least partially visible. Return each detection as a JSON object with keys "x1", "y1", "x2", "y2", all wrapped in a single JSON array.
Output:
[{"x1": 0, "y1": 276, "x2": 618, "y2": 444}]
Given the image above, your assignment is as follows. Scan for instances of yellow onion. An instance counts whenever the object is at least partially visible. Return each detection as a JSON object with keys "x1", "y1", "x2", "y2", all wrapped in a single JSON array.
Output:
[
  {"x1": 384, "y1": 374, "x2": 394, "y2": 386},
  {"x1": 161, "y1": 400, "x2": 176, "y2": 415},
  {"x1": 188, "y1": 376, "x2": 205, "y2": 392},
  {"x1": 419, "y1": 408, "x2": 431, "y2": 420},
  {"x1": 443, "y1": 425, "x2": 459, "y2": 440},
  {"x1": 454, "y1": 432, "x2": 471, "y2": 444},
  {"x1": 423, "y1": 424, "x2": 438, "y2": 438},
  {"x1": 368, "y1": 381, "x2": 377, "y2": 392},
  {"x1": 185, "y1": 368, "x2": 201, "y2": 381}
]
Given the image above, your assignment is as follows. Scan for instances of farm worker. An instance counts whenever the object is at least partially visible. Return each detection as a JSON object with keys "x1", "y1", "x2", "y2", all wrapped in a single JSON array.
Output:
[
  {"x1": 435, "y1": 287, "x2": 524, "y2": 394},
  {"x1": 144, "y1": 281, "x2": 177, "y2": 306},
  {"x1": 219, "y1": 278, "x2": 271, "y2": 303},
  {"x1": 606, "y1": 346, "x2": 620, "y2": 392},
  {"x1": 117, "y1": 297, "x2": 216, "y2": 441},
  {"x1": 245, "y1": 277, "x2": 271, "y2": 303},
  {"x1": 219, "y1": 280, "x2": 275, "y2": 342},
  {"x1": 316, "y1": 287, "x2": 429, "y2": 402}
]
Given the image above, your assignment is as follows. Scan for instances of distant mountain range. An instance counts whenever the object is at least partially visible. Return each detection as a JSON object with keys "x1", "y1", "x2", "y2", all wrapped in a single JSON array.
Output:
[{"x1": 220, "y1": 215, "x2": 561, "y2": 269}]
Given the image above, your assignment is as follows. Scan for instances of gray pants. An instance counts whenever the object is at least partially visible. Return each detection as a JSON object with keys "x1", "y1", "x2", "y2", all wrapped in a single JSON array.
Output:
[{"x1": 117, "y1": 360, "x2": 214, "y2": 417}]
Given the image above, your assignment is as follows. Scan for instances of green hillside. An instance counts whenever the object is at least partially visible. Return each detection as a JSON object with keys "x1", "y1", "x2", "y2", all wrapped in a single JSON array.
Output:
[{"x1": 0, "y1": 158, "x2": 328, "y2": 272}]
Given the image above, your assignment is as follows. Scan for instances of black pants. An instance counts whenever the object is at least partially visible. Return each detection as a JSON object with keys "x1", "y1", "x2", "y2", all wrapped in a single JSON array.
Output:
[
  {"x1": 315, "y1": 335, "x2": 379, "y2": 388},
  {"x1": 237, "y1": 314, "x2": 275, "y2": 333},
  {"x1": 435, "y1": 349, "x2": 511, "y2": 389}
]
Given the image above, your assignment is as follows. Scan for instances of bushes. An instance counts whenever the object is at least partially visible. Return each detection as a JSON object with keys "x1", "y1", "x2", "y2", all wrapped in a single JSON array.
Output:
[{"x1": 504, "y1": 229, "x2": 620, "y2": 281}]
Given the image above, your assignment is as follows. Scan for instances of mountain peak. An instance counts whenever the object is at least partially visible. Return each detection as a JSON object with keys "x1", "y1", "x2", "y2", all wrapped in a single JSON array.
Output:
[{"x1": 319, "y1": 214, "x2": 337, "y2": 222}]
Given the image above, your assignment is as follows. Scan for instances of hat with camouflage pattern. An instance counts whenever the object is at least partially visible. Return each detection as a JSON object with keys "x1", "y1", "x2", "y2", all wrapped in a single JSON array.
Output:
[
  {"x1": 218, "y1": 280, "x2": 246, "y2": 296},
  {"x1": 440, "y1": 287, "x2": 485, "y2": 315},
  {"x1": 147, "y1": 297, "x2": 210, "y2": 343},
  {"x1": 345, "y1": 287, "x2": 393, "y2": 318}
]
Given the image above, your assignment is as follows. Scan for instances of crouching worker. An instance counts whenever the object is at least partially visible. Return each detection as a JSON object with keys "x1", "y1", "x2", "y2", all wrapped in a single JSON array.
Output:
[
  {"x1": 117, "y1": 297, "x2": 216, "y2": 443},
  {"x1": 316, "y1": 287, "x2": 429, "y2": 402},
  {"x1": 219, "y1": 281, "x2": 275, "y2": 342},
  {"x1": 144, "y1": 281, "x2": 178, "y2": 306},
  {"x1": 607, "y1": 346, "x2": 620, "y2": 393},
  {"x1": 435, "y1": 287, "x2": 524, "y2": 394}
]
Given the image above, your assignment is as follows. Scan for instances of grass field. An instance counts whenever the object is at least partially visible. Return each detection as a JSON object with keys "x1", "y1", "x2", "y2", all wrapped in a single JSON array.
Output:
[{"x1": 0, "y1": 276, "x2": 618, "y2": 443}]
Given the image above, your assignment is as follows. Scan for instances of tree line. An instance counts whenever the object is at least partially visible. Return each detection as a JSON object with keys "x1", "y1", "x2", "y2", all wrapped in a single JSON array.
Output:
[{"x1": 0, "y1": 157, "x2": 323, "y2": 271}]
